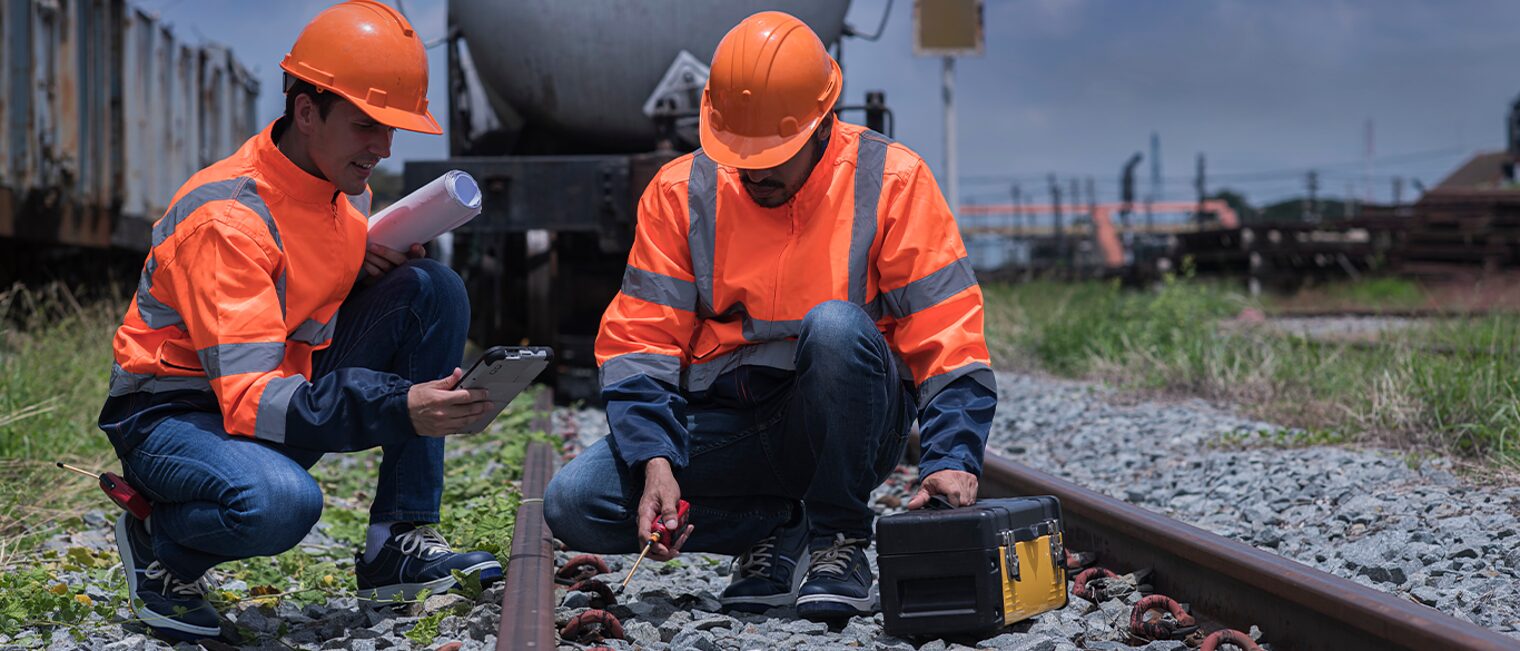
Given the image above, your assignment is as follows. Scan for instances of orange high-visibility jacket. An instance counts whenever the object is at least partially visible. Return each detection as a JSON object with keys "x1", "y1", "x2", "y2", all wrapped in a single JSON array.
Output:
[
  {"x1": 99, "y1": 120, "x2": 412, "y2": 453},
  {"x1": 596, "y1": 120, "x2": 997, "y2": 476}
]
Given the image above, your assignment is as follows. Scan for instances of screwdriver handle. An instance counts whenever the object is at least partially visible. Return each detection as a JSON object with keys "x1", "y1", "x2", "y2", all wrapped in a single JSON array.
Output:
[
  {"x1": 650, "y1": 499, "x2": 691, "y2": 542},
  {"x1": 100, "y1": 472, "x2": 153, "y2": 520}
]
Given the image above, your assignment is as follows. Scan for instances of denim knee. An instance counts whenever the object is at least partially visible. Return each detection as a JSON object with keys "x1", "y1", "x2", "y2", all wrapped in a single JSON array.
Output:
[
  {"x1": 226, "y1": 466, "x2": 324, "y2": 556},
  {"x1": 797, "y1": 300, "x2": 876, "y2": 365},
  {"x1": 395, "y1": 258, "x2": 469, "y2": 329},
  {"x1": 543, "y1": 461, "x2": 630, "y2": 552}
]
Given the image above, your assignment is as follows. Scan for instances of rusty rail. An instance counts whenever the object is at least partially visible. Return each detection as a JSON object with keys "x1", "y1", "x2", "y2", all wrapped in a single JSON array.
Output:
[
  {"x1": 496, "y1": 390, "x2": 557, "y2": 650},
  {"x1": 978, "y1": 453, "x2": 1520, "y2": 651}
]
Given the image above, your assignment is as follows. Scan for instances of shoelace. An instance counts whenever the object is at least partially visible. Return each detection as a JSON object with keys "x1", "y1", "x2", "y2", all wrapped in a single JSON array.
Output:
[
  {"x1": 143, "y1": 561, "x2": 204, "y2": 598},
  {"x1": 735, "y1": 536, "x2": 779, "y2": 578},
  {"x1": 808, "y1": 534, "x2": 869, "y2": 578},
  {"x1": 396, "y1": 526, "x2": 452, "y2": 559}
]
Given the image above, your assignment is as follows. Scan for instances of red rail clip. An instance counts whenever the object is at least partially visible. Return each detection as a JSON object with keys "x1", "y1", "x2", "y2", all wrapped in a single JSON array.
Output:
[
  {"x1": 559, "y1": 609, "x2": 624, "y2": 643},
  {"x1": 555, "y1": 554, "x2": 610, "y2": 585},
  {"x1": 1200, "y1": 628, "x2": 1265, "y2": 651},
  {"x1": 1130, "y1": 594, "x2": 1198, "y2": 640}
]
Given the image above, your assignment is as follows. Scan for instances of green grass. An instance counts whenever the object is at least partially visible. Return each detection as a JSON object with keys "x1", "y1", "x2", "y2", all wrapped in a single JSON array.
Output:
[
  {"x1": 0, "y1": 283, "x2": 550, "y2": 642},
  {"x1": 984, "y1": 275, "x2": 1520, "y2": 466}
]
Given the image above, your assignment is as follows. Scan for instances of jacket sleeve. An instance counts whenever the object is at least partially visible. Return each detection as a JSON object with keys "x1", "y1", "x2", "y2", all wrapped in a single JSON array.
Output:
[
  {"x1": 159, "y1": 211, "x2": 415, "y2": 452},
  {"x1": 595, "y1": 178, "x2": 699, "y2": 469},
  {"x1": 875, "y1": 157, "x2": 998, "y2": 477}
]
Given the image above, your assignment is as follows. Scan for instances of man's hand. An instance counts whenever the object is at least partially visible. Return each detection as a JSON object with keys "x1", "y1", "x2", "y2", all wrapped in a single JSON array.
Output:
[
  {"x1": 907, "y1": 469, "x2": 979, "y2": 509},
  {"x1": 637, "y1": 458, "x2": 693, "y2": 561},
  {"x1": 363, "y1": 243, "x2": 426, "y2": 279},
  {"x1": 407, "y1": 368, "x2": 494, "y2": 436}
]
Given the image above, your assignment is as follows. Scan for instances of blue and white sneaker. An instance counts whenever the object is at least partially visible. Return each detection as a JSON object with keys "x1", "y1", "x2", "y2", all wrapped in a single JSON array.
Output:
[
  {"x1": 720, "y1": 506, "x2": 810, "y2": 613},
  {"x1": 354, "y1": 524, "x2": 501, "y2": 602},
  {"x1": 114, "y1": 512, "x2": 221, "y2": 640},
  {"x1": 795, "y1": 533, "x2": 876, "y2": 620}
]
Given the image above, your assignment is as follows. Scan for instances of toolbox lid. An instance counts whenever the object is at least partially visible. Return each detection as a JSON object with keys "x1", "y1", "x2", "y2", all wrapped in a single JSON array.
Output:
[{"x1": 875, "y1": 496, "x2": 1062, "y2": 556}]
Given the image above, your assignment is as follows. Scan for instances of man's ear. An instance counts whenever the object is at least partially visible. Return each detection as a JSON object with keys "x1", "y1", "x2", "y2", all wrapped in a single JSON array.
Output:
[{"x1": 292, "y1": 93, "x2": 319, "y2": 135}]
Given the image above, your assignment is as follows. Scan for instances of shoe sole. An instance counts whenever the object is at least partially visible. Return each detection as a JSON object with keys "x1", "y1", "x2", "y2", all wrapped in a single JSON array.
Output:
[
  {"x1": 795, "y1": 586, "x2": 878, "y2": 618},
  {"x1": 357, "y1": 560, "x2": 502, "y2": 602},
  {"x1": 719, "y1": 553, "x2": 812, "y2": 611},
  {"x1": 115, "y1": 514, "x2": 222, "y2": 639}
]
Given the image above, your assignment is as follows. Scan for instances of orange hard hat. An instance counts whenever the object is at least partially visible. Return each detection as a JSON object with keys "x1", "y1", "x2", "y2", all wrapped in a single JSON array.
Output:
[
  {"x1": 700, "y1": 11, "x2": 842, "y2": 169},
  {"x1": 280, "y1": 0, "x2": 440, "y2": 135}
]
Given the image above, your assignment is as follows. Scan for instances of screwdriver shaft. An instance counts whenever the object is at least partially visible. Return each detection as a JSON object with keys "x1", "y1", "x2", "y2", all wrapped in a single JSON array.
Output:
[
  {"x1": 56, "y1": 462, "x2": 100, "y2": 479},
  {"x1": 619, "y1": 541, "x2": 654, "y2": 592}
]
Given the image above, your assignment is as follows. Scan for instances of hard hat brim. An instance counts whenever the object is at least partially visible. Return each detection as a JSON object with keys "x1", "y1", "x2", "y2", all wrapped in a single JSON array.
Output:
[
  {"x1": 352, "y1": 99, "x2": 444, "y2": 135},
  {"x1": 699, "y1": 59, "x2": 842, "y2": 170},
  {"x1": 280, "y1": 62, "x2": 444, "y2": 135}
]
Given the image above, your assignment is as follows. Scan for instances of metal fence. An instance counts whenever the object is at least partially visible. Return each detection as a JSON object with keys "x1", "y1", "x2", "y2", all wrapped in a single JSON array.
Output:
[{"x1": 0, "y1": 0, "x2": 258, "y2": 251}]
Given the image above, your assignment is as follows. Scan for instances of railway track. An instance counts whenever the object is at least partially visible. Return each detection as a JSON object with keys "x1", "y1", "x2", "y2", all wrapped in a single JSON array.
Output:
[{"x1": 494, "y1": 397, "x2": 1519, "y2": 651}]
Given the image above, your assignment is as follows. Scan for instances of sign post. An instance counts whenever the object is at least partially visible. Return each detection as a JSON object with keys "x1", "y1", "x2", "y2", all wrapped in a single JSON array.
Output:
[{"x1": 914, "y1": 0, "x2": 984, "y2": 217}]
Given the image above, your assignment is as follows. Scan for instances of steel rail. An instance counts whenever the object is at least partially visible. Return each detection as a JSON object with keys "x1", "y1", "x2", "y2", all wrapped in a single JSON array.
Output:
[
  {"x1": 978, "y1": 452, "x2": 1520, "y2": 651},
  {"x1": 496, "y1": 390, "x2": 558, "y2": 650}
]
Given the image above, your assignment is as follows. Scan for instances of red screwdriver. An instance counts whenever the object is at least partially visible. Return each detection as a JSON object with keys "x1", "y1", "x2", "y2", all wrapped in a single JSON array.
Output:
[
  {"x1": 57, "y1": 462, "x2": 153, "y2": 520},
  {"x1": 618, "y1": 499, "x2": 690, "y2": 593}
]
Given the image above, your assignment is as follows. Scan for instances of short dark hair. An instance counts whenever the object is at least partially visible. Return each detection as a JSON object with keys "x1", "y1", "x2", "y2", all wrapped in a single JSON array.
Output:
[{"x1": 283, "y1": 75, "x2": 342, "y2": 122}]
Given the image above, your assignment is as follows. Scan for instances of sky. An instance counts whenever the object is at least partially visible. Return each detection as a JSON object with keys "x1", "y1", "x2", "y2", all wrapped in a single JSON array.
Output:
[{"x1": 145, "y1": 0, "x2": 1520, "y2": 208}]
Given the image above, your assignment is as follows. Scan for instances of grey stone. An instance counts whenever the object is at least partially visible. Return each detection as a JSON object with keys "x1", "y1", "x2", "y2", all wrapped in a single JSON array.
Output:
[
  {"x1": 418, "y1": 592, "x2": 472, "y2": 616},
  {"x1": 234, "y1": 606, "x2": 279, "y2": 633},
  {"x1": 658, "y1": 610, "x2": 693, "y2": 642},
  {"x1": 668, "y1": 628, "x2": 722, "y2": 651},
  {"x1": 623, "y1": 620, "x2": 660, "y2": 647},
  {"x1": 780, "y1": 618, "x2": 830, "y2": 635},
  {"x1": 918, "y1": 641, "x2": 948, "y2": 651},
  {"x1": 560, "y1": 590, "x2": 592, "y2": 609}
]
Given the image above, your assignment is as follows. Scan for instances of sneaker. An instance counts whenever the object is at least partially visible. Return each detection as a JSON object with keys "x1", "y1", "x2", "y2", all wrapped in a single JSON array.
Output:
[
  {"x1": 354, "y1": 523, "x2": 502, "y2": 602},
  {"x1": 114, "y1": 512, "x2": 221, "y2": 640},
  {"x1": 719, "y1": 505, "x2": 810, "y2": 613},
  {"x1": 795, "y1": 533, "x2": 876, "y2": 620}
]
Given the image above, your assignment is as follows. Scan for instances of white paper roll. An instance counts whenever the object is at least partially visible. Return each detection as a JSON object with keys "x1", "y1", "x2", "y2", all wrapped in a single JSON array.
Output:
[{"x1": 366, "y1": 170, "x2": 483, "y2": 251}]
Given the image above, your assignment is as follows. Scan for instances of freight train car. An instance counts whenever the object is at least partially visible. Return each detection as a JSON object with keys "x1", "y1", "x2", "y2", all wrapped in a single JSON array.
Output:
[
  {"x1": 406, "y1": 0, "x2": 890, "y2": 400},
  {"x1": 0, "y1": 0, "x2": 258, "y2": 283}
]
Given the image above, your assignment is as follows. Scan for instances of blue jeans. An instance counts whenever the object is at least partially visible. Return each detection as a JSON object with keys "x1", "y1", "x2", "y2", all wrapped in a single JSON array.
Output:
[
  {"x1": 544, "y1": 301, "x2": 914, "y2": 555},
  {"x1": 117, "y1": 259, "x2": 467, "y2": 579}
]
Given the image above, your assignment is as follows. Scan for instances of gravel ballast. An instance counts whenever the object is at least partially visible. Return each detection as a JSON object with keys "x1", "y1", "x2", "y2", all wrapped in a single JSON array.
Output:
[{"x1": 12, "y1": 370, "x2": 1518, "y2": 649}]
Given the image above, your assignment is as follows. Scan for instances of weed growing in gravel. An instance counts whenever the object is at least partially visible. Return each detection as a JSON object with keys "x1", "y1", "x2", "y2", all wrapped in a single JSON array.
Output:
[{"x1": 985, "y1": 277, "x2": 1520, "y2": 466}]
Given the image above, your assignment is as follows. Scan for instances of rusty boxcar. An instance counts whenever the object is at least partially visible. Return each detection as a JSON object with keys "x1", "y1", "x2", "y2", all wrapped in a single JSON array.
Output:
[{"x1": 0, "y1": 0, "x2": 258, "y2": 260}]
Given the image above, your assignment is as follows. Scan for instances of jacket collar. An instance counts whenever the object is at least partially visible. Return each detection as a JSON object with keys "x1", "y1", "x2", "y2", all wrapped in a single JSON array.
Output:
[
  {"x1": 255, "y1": 119, "x2": 339, "y2": 205},
  {"x1": 787, "y1": 118, "x2": 848, "y2": 212}
]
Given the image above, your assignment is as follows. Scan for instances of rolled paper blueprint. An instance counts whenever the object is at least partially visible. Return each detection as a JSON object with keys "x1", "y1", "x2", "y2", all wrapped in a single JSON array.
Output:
[{"x1": 366, "y1": 170, "x2": 483, "y2": 251}]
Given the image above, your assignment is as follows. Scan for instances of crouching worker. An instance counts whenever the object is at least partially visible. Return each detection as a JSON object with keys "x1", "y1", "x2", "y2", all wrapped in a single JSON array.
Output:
[
  {"x1": 544, "y1": 12, "x2": 997, "y2": 621},
  {"x1": 97, "y1": 1, "x2": 499, "y2": 640}
]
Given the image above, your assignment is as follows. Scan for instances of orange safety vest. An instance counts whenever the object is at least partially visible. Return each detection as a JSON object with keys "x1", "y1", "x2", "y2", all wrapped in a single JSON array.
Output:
[
  {"x1": 106, "y1": 120, "x2": 372, "y2": 443},
  {"x1": 596, "y1": 120, "x2": 993, "y2": 404}
]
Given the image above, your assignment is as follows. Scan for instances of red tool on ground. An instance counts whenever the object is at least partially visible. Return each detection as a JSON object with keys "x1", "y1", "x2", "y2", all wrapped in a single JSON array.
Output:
[
  {"x1": 57, "y1": 462, "x2": 152, "y2": 520},
  {"x1": 617, "y1": 499, "x2": 689, "y2": 593}
]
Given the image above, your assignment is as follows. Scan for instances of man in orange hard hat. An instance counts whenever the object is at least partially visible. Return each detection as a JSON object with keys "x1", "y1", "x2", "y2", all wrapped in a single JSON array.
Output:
[
  {"x1": 545, "y1": 11, "x2": 997, "y2": 619},
  {"x1": 98, "y1": 1, "x2": 499, "y2": 639}
]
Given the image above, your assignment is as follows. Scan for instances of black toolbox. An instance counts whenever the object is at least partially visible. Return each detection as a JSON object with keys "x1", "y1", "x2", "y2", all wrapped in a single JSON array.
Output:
[{"x1": 876, "y1": 496, "x2": 1068, "y2": 638}]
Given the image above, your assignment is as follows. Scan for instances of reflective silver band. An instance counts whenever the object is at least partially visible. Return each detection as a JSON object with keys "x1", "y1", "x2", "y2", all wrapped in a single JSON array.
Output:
[
  {"x1": 197, "y1": 342, "x2": 285, "y2": 380},
  {"x1": 620, "y1": 266, "x2": 698, "y2": 312},
  {"x1": 253, "y1": 374, "x2": 305, "y2": 444}
]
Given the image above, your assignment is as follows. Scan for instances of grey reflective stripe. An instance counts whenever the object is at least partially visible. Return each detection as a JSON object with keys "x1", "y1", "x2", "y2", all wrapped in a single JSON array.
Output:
[
  {"x1": 880, "y1": 257, "x2": 977, "y2": 318},
  {"x1": 621, "y1": 266, "x2": 697, "y2": 311},
  {"x1": 851, "y1": 132, "x2": 891, "y2": 305},
  {"x1": 740, "y1": 312, "x2": 802, "y2": 341},
  {"x1": 197, "y1": 342, "x2": 285, "y2": 380},
  {"x1": 135, "y1": 255, "x2": 183, "y2": 330},
  {"x1": 139, "y1": 176, "x2": 285, "y2": 329},
  {"x1": 290, "y1": 313, "x2": 338, "y2": 345},
  {"x1": 107, "y1": 363, "x2": 212, "y2": 397},
  {"x1": 917, "y1": 362, "x2": 996, "y2": 404},
  {"x1": 254, "y1": 374, "x2": 305, "y2": 444},
  {"x1": 345, "y1": 191, "x2": 371, "y2": 217},
  {"x1": 599, "y1": 352, "x2": 682, "y2": 388},
  {"x1": 152, "y1": 177, "x2": 281, "y2": 250},
  {"x1": 683, "y1": 339, "x2": 797, "y2": 392},
  {"x1": 687, "y1": 152, "x2": 718, "y2": 317}
]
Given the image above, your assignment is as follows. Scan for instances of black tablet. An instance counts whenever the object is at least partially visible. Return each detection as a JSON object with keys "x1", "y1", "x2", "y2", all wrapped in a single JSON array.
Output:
[{"x1": 452, "y1": 345, "x2": 553, "y2": 433}]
